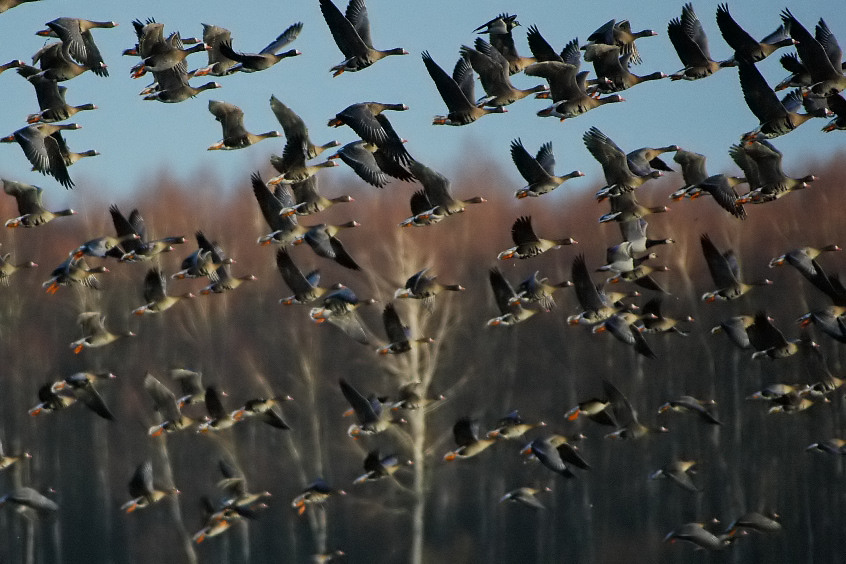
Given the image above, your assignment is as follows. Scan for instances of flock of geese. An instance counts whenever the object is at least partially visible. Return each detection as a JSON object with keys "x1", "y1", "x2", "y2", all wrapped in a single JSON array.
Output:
[{"x1": 2, "y1": 0, "x2": 846, "y2": 560}]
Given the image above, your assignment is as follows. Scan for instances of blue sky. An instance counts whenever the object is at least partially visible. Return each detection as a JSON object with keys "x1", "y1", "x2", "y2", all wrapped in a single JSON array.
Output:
[{"x1": 1, "y1": 0, "x2": 845, "y2": 207}]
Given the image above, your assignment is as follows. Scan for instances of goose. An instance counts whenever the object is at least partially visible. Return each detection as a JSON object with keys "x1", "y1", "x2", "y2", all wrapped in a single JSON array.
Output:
[
  {"x1": 619, "y1": 218, "x2": 674, "y2": 253},
  {"x1": 725, "y1": 512, "x2": 782, "y2": 535},
  {"x1": 29, "y1": 377, "x2": 110, "y2": 420},
  {"x1": 28, "y1": 383, "x2": 75, "y2": 416},
  {"x1": 17, "y1": 66, "x2": 97, "y2": 124},
  {"x1": 32, "y1": 42, "x2": 103, "y2": 81},
  {"x1": 197, "y1": 386, "x2": 237, "y2": 433},
  {"x1": 534, "y1": 69, "x2": 624, "y2": 120},
  {"x1": 669, "y1": 149, "x2": 709, "y2": 199},
  {"x1": 267, "y1": 136, "x2": 338, "y2": 185},
  {"x1": 107, "y1": 206, "x2": 185, "y2": 262},
  {"x1": 218, "y1": 22, "x2": 302, "y2": 73},
  {"x1": 319, "y1": 0, "x2": 407, "y2": 76},
  {"x1": 3, "y1": 179, "x2": 75, "y2": 228},
  {"x1": 328, "y1": 118, "x2": 413, "y2": 187},
  {"x1": 199, "y1": 264, "x2": 257, "y2": 294},
  {"x1": 291, "y1": 479, "x2": 345, "y2": 516},
  {"x1": 52, "y1": 129, "x2": 99, "y2": 169},
  {"x1": 250, "y1": 172, "x2": 306, "y2": 246},
  {"x1": 668, "y1": 4, "x2": 735, "y2": 80},
  {"x1": 606, "y1": 263, "x2": 670, "y2": 294},
  {"x1": 565, "y1": 394, "x2": 618, "y2": 427},
  {"x1": 72, "y1": 233, "x2": 140, "y2": 260},
  {"x1": 172, "y1": 231, "x2": 233, "y2": 280},
  {"x1": 324, "y1": 108, "x2": 413, "y2": 182},
  {"x1": 665, "y1": 522, "x2": 732, "y2": 551},
  {"x1": 474, "y1": 13, "x2": 534, "y2": 74},
  {"x1": 658, "y1": 396, "x2": 721, "y2": 425},
  {"x1": 340, "y1": 378, "x2": 403, "y2": 437},
  {"x1": 598, "y1": 192, "x2": 669, "y2": 223},
  {"x1": 398, "y1": 189, "x2": 445, "y2": 227},
  {"x1": 584, "y1": 44, "x2": 666, "y2": 92},
  {"x1": 711, "y1": 315, "x2": 756, "y2": 349},
  {"x1": 487, "y1": 267, "x2": 536, "y2": 327},
  {"x1": 499, "y1": 487, "x2": 551, "y2": 509},
  {"x1": 193, "y1": 24, "x2": 238, "y2": 76},
  {"x1": 376, "y1": 303, "x2": 433, "y2": 354},
  {"x1": 216, "y1": 459, "x2": 272, "y2": 509},
  {"x1": 390, "y1": 381, "x2": 445, "y2": 411},
  {"x1": 734, "y1": 139, "x2": 817, "y2": 203},
  {"x1": 650, "y1": 460, "x2": 699, "y2": 492},
  {"x1": 327, "y1": 101, "x2": 410, "y2": 146},
  {"x1": 460, "y1": 39, "x2": 547, "y2": 107},
  {"x1": 353, "y1": 450, "x2": 409, "y2": 484},
  {"x1": 291, "y1": 222, "x2": 361, "y2": 270},
  {"x1": 626, "y1": 145, "x2": 679, "y2": 176},
  {"x1": 689, "y1": 173, "x2": 747, "y2": 218},
  {"x1": 142, "y1": 74, "x2": 221, "y2": 103},
  {"x1": 509, "y1": 270, "x2": 572, "y2": 312},
  {"x1": 169, "y1": 369, "x2": 205, "y2": 409},
  {"x1": 583, "y1": 127, "x2": 664, "y2": 197},
  {"x1": 747, "y1": 311, "x2": 817, "y2": 360},
  {"x1": 520, "y1": 435, "x2": 590, "y2": 478},
  {"x1": 408, "y1": 159, "x2": 485, "y2": 216},
  {"x1": 120, "y1": 461, "x2": 179, "y2": 513},
  {"x1": 133, "y1": 268, "x2": 194, "y2": 315},
  {"x1": 474, "y1": 13, "x2": 519, "y2": 36},
  {"x1": 269, "y1": 95, "x2": 339, "y2": 158},
  {"x1": 443, "y1": 417, "x2": 496, "y2": 461},
  {"x1": 275, "y1": 248, "x2": 328, "y2": 305},
  {"x1": 649, "y1": 460, "x2": 701, "y2": 492},
  {"x1": 597, "y1": 241, "x2": 648, "y2": 274},
  {"x1": 309, "y1": 285, "x2": 375, "y2": 345},
  {"x1": 510, "y1": 138, "x2": 583, "y2": 198},
  {"x1": 36, "y1": 18, "x2": 117, "y2": 77},
  {"x1": 0, "y1": 251, "x2": 37, "y2": 285},
  {"x1": 716, "y1": 4, "x2": 793, "y2": 63},
  {"x1": 806, "y1": 439, "x2": 846, "y2": 455},
  {"x1": 526, "y1": 34, "x2": 618, "y2": 111},
  {"x1": 144, "y1": 373, "x2": 204, "y2": 436},
  {"x1": 47, "y1": 372, "x2": 115, "y2": 420},
  {"x1": 193, "y1": 497, "x2": 262, "y2": 543},
  {"x1": 738, "y1": 58, "x2": 819, "y2": 139},
  {"x1": 797, "y1": 307, "x2": 846, "y2": 344},
  {"x1": 486, "y1": 410, "x2": 546, "y2": 440},
  {"x1": 1, "y1": 123, "x2": 81, "y2": 188},
  {"x1": 329, "y1": 141, "x2": 392, "y2": 188},
  {"x1": 497, "y1": 216, "x2": 576, "y2": 260},
  {"x1": 603, "y1": 380, "x2": 668, "y2": 439},
  {"x1": 0, "y1": 440, "x2": 30, "y2": 471},
  {"x1": 207, "y1": 100, "x2": 281, "y2": 150},
  {"x1": 592, "y1": 312, "x2": 657, "y2": 359},
  {"x1": 122, "y1": 18, "x2": 165, "y2": 58},
  {"x1": 567, "y1": 254, "x2": 633, "y2": 326},
  {"x1": 71, "y1": 312, "x2": 135, "y2": 354},
  {"x1": 585, "y1": 18, "x2": 657, "y2": 66},
  {"x1": 130, "y1": 42, "x2": 208, "y2": 78},
  {"x1": 700, "y1": 234, "x2": 771, "y2": 301},
  {"x1": 42, "y1": 256, "x2": 107, "y2": 294},
  {"x1": 422, "y1": 52, "x2": 506, "y2": 126},
  {"x1": 394, "y1": 268, "x2": 464, "y2": 310},
  {"x1": 230, "y1": 396, "x2": 292, "y2": 429},
  {"x1": 638, "y1": 297, "x2": 694, "y2": 335},
  {"x1": 0, "y1": 487, "x2": 58, "y2": 517}
]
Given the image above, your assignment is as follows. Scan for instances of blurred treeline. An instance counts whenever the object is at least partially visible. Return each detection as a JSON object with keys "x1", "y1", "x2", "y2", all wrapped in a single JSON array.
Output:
[{"x1": 1, "y1": 150, "x2": 846, "y2": 564}]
